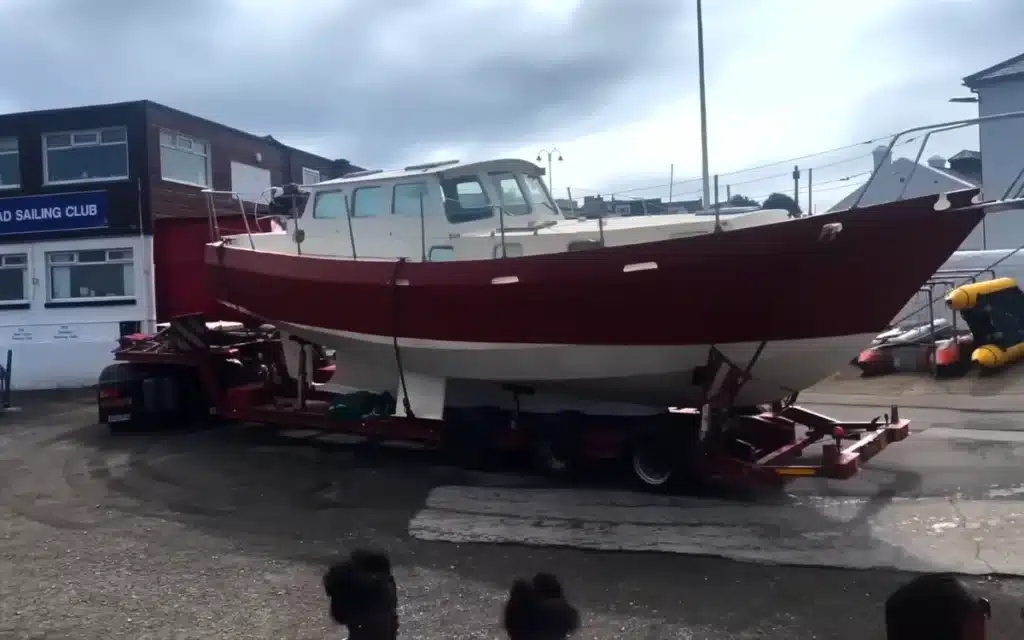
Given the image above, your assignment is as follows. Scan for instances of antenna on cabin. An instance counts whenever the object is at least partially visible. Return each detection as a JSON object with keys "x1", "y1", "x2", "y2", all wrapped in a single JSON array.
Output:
[
  {"x1": 404, "y1": 159, "x2": 460, "y2": 172},
  {"x1": 342, "y1": 169, "x2": 385, "y2": 179}
]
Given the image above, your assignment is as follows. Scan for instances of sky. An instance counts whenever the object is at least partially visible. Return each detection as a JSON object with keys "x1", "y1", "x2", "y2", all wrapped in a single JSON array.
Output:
[{"x1": 0, "y1": 0, "x2": 1021, "y2": 211}]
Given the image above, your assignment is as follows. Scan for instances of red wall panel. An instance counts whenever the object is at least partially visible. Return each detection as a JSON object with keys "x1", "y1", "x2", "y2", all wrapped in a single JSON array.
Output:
[{"x1": 153, "y1": 215, "x2": 269, "y2": 322}]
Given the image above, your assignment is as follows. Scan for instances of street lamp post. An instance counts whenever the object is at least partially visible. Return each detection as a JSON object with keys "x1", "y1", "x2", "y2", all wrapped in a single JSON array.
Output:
[{"x1": 536, "y1": 147, "x2": 563, "y2": 193}]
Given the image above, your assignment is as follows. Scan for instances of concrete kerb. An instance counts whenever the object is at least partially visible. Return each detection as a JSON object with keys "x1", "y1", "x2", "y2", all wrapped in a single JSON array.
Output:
[{"x1": 799, "y1": 392, "x2": 1024, "y2": 414}]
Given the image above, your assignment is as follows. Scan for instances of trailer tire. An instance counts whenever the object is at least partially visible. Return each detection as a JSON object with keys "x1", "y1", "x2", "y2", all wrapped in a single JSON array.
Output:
[
  {"x1": 528, "y1": 413, "x2": 583, "y2": 480},
  {"x1": 627, "y1": 413, "x2": 703, "y2": 493}
]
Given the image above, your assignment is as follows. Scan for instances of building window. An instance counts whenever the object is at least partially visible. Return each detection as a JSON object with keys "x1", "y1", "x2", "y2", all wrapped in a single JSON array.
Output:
[
  {"x1": 0, "y1": 138, "x2": 19, "y2": 189},
  {"x1": 301, "y1": 167, "x2": 321, "y2": 185},
  {"x1": 160, "y1": 130, "x2": 210, "y2": 187},
  {"x1": 313, "y1": 190, "x2": 346, "y2": 219},
  {"x1": 47, "y1": 248, "x2": 134, "y2": 301},
  {"x1": 393, "y1": 182, "x2": 428, "y2": 217},
  {"x1": 43, "y1": 127, "x2": 129, "y2": 185},
  {"x1": 0, "y1": 253, "x2": 28, "y2": 302},
  {"x1": 352, "y1": 186, "x2": 386, "y2": 218}
]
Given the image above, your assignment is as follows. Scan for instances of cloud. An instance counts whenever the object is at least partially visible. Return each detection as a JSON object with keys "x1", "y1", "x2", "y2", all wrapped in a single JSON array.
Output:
[
  {"x1": 0, "y1": 0, "x2": 689, "y2": 163},
  {"x1": 0, "y1": 0, "x2": 1019, "y2": 212}
]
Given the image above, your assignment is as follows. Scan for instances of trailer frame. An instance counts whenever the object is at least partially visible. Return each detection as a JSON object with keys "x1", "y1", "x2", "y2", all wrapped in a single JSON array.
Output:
[{"x1": 97, "y1": 314, "x2": 911, "y2": 493}]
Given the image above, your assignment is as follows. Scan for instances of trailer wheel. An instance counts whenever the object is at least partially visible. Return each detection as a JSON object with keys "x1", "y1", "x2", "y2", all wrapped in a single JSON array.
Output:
[
  {"x1": 627, "y1": 413, "x2": 703, "y2": 493},
  {"x1": 630, "y1": 440, "x2": 675, "y2": 488},
  {"x1": 529, "y1": 416, "x2": 581, "y2": 479}
]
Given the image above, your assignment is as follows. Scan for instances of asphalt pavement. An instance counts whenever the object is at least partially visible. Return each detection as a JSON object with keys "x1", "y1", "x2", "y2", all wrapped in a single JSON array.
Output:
[{"x1": 2, "y1": 393, "x2": 1024, "y2": 638}]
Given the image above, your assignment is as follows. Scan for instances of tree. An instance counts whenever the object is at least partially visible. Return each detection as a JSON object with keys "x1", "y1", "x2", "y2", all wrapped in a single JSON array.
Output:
[
  {"x1": 762, "y1": 192, "x2": 802, "y2": 218},
  {"x1": 728, "y1": 194, "x2": 759, "y2": 207}
]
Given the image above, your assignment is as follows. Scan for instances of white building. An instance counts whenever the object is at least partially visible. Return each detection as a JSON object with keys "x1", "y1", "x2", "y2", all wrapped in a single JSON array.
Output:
[
  {"x1": 827, "y1": 147, "x2": 980, "y2": 215},
  {"x1": 0, "y1": 232, "x2": 154, "y2": 390},
  {"x1": 961, "y1": 52, "x2": 1024, "y2": 251},
  {"x1": 0, "y1": 101, "x2": 349, "y2": 391}
]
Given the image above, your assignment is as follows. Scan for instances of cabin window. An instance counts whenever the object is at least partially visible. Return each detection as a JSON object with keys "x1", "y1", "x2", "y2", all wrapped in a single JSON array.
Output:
[
  {"x1": 523, "y1": 174, "x2": 558, "y2": 214},
  {"x1": 491, "y1": 173, "x2": 530, "y2": 216},
  {"x1": 393, "y1": 182, "x2": 429, "y2": 217},
  {"x1": 353, "y1": 186, "x2": 386, "y2": 218},
  {"x1": 429, "y1": 246, "x2": 456, "y2": 261},
  {"x1": 493, "y1": 243, "x2": 523, "y2": 258},
  {"x1": 568, "y1": 240, "x2": 601, "y2": 252},
  {"x1": 441, "y1": 176, "x2": 492, "y2": 224},
  {"x1": 313, "y1": 190, "x2": 346, "y2": 219}
]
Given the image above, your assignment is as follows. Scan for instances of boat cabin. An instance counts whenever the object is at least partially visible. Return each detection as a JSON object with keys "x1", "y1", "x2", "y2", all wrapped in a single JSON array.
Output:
[{"x1": 217, "y1": 158, "x2": 792, "y2": 261}]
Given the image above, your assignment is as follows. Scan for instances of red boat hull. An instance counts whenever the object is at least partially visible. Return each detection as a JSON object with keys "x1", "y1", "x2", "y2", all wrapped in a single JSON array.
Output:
[{"x1": 206, "y1": 191, "x2": 984, "y2": 347}]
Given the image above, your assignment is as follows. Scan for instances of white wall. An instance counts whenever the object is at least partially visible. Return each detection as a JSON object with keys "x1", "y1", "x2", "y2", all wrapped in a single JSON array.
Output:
[
  {"x1": 230, "y1": 161, "x2": 272, "y2": 204},
  {"x1": 0, "y1": 234, "x2": 155, "y2": 390},
  {"x1": 973, "y1": 79, "x2": 1024, "y2": 251}
]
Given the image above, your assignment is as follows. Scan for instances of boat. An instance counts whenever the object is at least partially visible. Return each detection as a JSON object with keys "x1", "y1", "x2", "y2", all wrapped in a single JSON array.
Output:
[{"x1": 202, "y1": 117, "x2": 1021, "y2": 419}]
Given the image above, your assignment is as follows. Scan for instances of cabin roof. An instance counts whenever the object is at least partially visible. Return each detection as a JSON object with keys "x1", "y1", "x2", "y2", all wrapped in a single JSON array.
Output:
[{"x1": 312, "y1": 158, "x2": 545, "y2": 188}]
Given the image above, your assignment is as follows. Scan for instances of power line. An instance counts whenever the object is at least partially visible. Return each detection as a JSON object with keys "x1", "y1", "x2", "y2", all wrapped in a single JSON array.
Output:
[{"x1": 572, "y1": 129, "x2": 930, "y2": 198}]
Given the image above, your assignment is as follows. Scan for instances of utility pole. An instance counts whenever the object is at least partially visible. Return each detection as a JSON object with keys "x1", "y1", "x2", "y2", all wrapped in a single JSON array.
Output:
[
  {"x1": 725, "y1": 184, "x2": 731, "y2": 203},
  {"x1": 713, "y1": 174, "x2": 721, "y2": 232},
  {"x1": 807, "y1": 167, "x2": 813, "y2": 216},
  {"x1": 668, "y1": 164, "x2": 675, "y2": 205},
  {"x1": 792, "y1": 165, "x2": 801, "y2": 217}
]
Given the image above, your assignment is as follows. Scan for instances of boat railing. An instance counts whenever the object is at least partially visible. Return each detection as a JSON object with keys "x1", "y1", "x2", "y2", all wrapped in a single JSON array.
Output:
[
  {"x1": 852, "y1": 110, "x2": 1024, "y2": 329},
  {"x1": 203, "y1": 178, "x2": 568, "y2": 261},
  {"x1": 202, "y1": 187, "x2": 292, "y2": 251},
  {"x1": 850, "y1": 110, "x2": 1024, "y2": 211}
]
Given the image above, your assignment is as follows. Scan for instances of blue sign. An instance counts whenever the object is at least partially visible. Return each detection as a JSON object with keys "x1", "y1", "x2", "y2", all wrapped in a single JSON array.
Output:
[{"x1": 0, "y1": 190, "x2": 109, "y2": 236}]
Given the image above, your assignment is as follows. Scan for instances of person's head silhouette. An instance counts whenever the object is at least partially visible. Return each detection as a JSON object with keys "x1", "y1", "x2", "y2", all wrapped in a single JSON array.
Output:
[
  {"x1": 503, "y1": 572, "x2": 580, "y2": 640},
  {"x1": 885, "y1": 573, "x2": 989, "y2": 640},
  {"x1": 323, "y1": 550, "x2": 398, "y2": 640}
]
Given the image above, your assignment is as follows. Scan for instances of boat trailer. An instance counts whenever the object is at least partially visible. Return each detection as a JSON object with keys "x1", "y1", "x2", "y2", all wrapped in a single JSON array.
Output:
[{"x1": 96, "y1": 314, "x2": 910, "y2": 493}]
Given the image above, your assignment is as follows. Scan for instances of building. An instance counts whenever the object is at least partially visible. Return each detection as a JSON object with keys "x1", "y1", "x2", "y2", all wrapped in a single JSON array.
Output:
[
  {"x1": 0, "y1": 100, "x2": 356, "y2": 390},
  {"x1": 961, "y1": 52, "x2": 1024, "y2": 250},
  {"x1": 827, "y1": 147, "x2": 980, "y2": 212}
]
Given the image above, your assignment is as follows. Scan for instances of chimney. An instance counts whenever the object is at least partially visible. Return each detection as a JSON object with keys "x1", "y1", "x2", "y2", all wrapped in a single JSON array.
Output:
[
  {"x1": 927, "y1": 155, "x2": 946, "y2": 169},
  {"x1": 872, "y1": 145, "x2": 890, "y2": 168}
]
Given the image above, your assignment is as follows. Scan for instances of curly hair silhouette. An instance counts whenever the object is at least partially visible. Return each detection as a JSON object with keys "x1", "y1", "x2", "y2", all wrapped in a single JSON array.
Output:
[
  {"x1": 503, "y1": 572, "x2": 580, "y2": 640},
  {"x1": 323, "y1": 549, "x2": 398, "y2": 640}
]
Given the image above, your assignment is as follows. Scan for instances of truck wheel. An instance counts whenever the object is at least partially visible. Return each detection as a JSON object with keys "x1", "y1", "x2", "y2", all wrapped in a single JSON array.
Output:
[
  {"x1": 628, "y1": 413, "x2": 703, "y2": 493},
  {"x1": 630, "y1": 438, "x2": 676, "y2": 489}
]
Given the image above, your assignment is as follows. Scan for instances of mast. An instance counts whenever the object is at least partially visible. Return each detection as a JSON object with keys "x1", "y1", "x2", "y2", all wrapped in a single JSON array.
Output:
[{"x1": 696, "y1": 0, "x2": 713, "y2": 221}]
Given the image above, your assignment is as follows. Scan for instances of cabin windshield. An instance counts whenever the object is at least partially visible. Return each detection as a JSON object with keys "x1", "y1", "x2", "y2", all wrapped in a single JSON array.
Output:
[
  {"x1": 441, "y1": 175, "x2": 493, "y2": 224},
  {"x1": 490, "y1": 173, "x2": 530, "y2": 216},
  {"x1": 522, "y1": 174, "x2": 559, "y2": 216}
]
